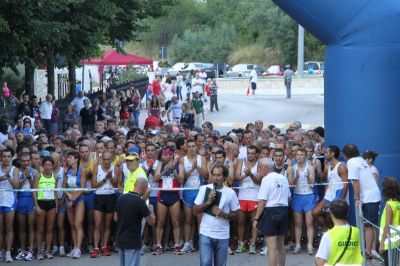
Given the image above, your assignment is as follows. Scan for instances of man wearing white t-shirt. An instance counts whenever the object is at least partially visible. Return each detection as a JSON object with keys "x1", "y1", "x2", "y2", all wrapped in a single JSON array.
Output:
[
  {"x1": 191, "y1": 73, "x2": 204, "y2": 96},
  {"x1": 194, "y1": 164, "x2": 239, "y2": 266},
  {"x1": 250, "y1": 68, "x2": 257, "y2": 97},
  {"x1": 343, "y1": 143, "x2": 381, "y2": 260},
  {"x1": 254, "y1": 158, "x2": 291, "y2": 266}
]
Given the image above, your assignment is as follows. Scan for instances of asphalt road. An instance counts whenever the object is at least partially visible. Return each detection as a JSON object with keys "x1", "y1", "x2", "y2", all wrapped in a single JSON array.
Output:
[{"x1": 139, "y1": 92, "x2": 324, "y2": 134}]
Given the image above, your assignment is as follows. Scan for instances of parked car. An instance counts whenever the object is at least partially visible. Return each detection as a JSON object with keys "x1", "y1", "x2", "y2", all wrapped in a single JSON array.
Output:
[
  {"x1": 227, "y1": 64, "x2": 264, "y2": 77},
  {"x1": 181, "y1": 62, "x2": 217, "y2": 79},
  {"x1": 167, "y1": 62, "x2": 185, "y2": 78},
  {"x1": 262, "y1": 65, "x2": 283, "y2": 76},
  {"x1": 304, "y1": 61, "x2": 324, "y2": 75}
]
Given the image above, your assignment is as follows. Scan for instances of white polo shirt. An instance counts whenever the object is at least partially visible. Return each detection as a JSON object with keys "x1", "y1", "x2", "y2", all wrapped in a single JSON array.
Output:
[
  {"x1": 257, "y1": 172, "x2": 291, "y2": 207},
  {"x1": 39, "y1": 101, "x2": 53, "y2": 120},
  {"x1": 347, "y1": 157, "x2": 381, "y2": 203}
]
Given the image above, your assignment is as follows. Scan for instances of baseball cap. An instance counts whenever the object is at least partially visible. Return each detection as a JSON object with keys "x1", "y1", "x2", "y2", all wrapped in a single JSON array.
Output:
[
  {"x1": 40, "y1": 150, "x2": 51, "y2": 157},
  {"x1": 125, "y1": 152, "x2": 140, "y2": 161},
  {"x1": 127, "y1": 146, "x2": 140, "y2": 154}
]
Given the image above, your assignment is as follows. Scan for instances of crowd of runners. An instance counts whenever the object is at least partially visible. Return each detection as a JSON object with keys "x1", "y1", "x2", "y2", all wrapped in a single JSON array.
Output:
[{"x1": 0, "y1": 85, "x2": 397, "y2": 265}]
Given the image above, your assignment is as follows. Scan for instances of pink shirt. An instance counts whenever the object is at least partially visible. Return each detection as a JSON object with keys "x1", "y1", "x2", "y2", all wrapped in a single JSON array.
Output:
[{"x1": 2, "y1": 86, "x2": 10, "y2": 98}]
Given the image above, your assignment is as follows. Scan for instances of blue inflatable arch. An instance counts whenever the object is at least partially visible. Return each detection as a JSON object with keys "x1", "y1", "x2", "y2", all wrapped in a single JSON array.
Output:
[{"x1": 272, "y1": 0, "x2": 400, "y2": 181}]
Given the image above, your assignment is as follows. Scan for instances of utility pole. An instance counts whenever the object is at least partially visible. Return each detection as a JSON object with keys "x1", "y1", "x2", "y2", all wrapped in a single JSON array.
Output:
[{"x1": 297, "y1": 25, "x2": 304, "y2": 78}]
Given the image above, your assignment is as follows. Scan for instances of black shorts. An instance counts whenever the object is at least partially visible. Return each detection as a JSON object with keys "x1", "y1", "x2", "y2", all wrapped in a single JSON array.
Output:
[
  {"x1": 37, "y1": 200, "x2": 56, "y2": 212},
  {"x1": 362, "y1": 201, "x2": 380, "y2": 227},
  {"x1": 94, "y1": 194, "x2": 116, "y2": 213},
  {"x1": 251, "y1": 82, "x2": 257, "y2": 90},
  {"x1": 259, "y1": 206, "x2": 288, "y2": 236}
]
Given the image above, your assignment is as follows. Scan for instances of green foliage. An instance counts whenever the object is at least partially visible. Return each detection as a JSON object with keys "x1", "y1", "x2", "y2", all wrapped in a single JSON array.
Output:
[
  {"x1": 0, "y1": 68, "x2": 24, "y2": 97},
  {"x1": 170, "y1": 23, "x2": 237, "y2": 62},
  {"x1": 117, "y1": 68, "x2": 147, "y2": 83},
  {"x1": 138, "y1": 0, "x2": 325, "y2": 66}
]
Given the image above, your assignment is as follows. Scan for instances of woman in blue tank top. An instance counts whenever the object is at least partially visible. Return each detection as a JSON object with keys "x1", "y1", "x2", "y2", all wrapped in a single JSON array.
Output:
[{"x1": 62, "y1": 151, "x2": 86, "y2": 259}]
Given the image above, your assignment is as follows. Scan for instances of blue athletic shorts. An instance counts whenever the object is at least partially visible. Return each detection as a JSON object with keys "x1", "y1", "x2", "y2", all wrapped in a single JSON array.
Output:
[
  {"x1": 182, "y1": 190, "x2": 199, "y2": 208},
  {"x1": 58, "y1": 203, "x2": 67, "y2": 214},
  {"x1": 251, "y1": 82, "x2": 257, "y2": 90},
  {"x1": 16, "y1": 196, "x2": 35, "y2": 214},
  {"x1": 84, "y1": 192, "x2": 95, "y2": 211},
  {"x1": 158, "y1": 192, "x2": 180, "y2": 207},
  {"x1": 66, "y1": 195, "x2": 85, "y2": 208},
  {"x1": 291, "y1": 193, "x2": 316, "y2": 213},
  {"x1": 324, "y1": 189, "x2": 344, "y2": 204},
  {"x1": 0, "y1": 204, "x2": 16, "y2": 213},
  {"x1": 149, "y1": 196, "x2": 157, "y2": 210}
]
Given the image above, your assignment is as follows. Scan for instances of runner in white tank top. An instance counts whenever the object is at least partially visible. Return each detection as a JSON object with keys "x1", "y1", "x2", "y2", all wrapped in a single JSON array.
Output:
[
  {"x1": 312, "y1": 146, "x2": 349, "y2": 235},
  {"x1": 233, "y1": 145, "x2": 261, "y2": 254}
]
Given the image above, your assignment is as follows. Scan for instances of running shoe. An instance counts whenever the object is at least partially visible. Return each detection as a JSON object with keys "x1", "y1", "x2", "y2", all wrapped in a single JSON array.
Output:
[
  {"x1": 174, "y1": 244, "x2": 182, "y2": 255},
  {"x1": 51, "y1": 246, "x2": 58, "y2": 256},
  {"x1": 180, "y1": 242, "x2": 193, "y2": 253},
  {"x1": 228, "y1": 247, "x2": 234, "y2": 255},
  {"x1": 24, "y1": 250, "x2": 33, "y2": 261},
  {"x1": 293, "y1": 246, "x2": 301, "y2": 254},
  {"x1": 67, "y1": 248, "x2": 76, "y2": 258},
  {"x1": 59, "y1": 246, "x2": 66, "y2": 257},
  {"x1": 141, "y1": 244, "x2": 150, "y2": 254},
  {"x1": 45, "y1": 251, "x2": 53, "y2": 259},
  {"x1": 73, "y1": 248, "x2": 81, "y2": 259},
  {"x1": 235, "y1": 241, "x2": 246, "y2": 253},
  {"x1": 4, "y1": 252, "x2": 13, "y2": 263},
  {"x1": 37, "y1": 253, "x2": 44, "y2": 260},
  {"x1": 0, "y1": 250, "x2": 4, "y2": 261},
  {"x1": 372, "y1": 250, "x2": 384, "y2": 262},
  {"x1": 307, "y1": 246, "x2": 314, "y2": 255},
  {"x1": 87, "y1": 244, "x2": 94, "y2": 254},
  {"x1": 15, "y1": 249, "x2": 26, "y2": 260},
  {"x1": 102, "y1": 246, "x2": 111, "y2": 256},
  {"x1": 91, "y1": 248, "x2": 100, "y2": 258},
  {"x1": 249, "y1": 243, "x2": 256, "y2": 255},
  {"x1": 260, "y1": 246, "x2": 268, "y2": 256},
  {"x1": 152, "y1": 245, "x2": 163, "y2": 255}
]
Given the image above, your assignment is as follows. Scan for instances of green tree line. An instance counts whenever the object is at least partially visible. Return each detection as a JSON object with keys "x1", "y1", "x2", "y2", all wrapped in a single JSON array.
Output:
[
  {"x1": 0, "y1": 0, "x2": 170, "y2": 97},
  {"x1": 136, "y1": 0, "x2": 324, "y2": 66}
]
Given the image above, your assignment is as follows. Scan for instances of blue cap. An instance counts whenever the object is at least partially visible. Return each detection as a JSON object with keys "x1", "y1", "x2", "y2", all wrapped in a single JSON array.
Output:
[
  {"x1": 127, "y1": 146, "x2": 140, "y2": 154},
  {"x1": 40, "y1": 150, "x2": 51, "y2": 157}
]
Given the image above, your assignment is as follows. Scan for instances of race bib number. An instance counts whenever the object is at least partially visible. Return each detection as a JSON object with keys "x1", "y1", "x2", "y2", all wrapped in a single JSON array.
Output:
[
  {"x1": 67, "y1": 175, "x2": 77, "y2": 188},
  {"x1": 21, "y1": 180, "x2": 31, "y2": 190},
  {"x1": 297, "y1": 183, "x2": 311, "y2": 194},
  {"x1": 162, "y1": 176, "x2": 174, "y2": 189},
  {"x1": 43, "y1": 189, "x2": 54, "y2": 200},
  {"x1": 242, "y1": 177, "x2": 253, "y2": 188},
  {"x1": 324, "y1": 188, "x2": 336, "y2": 201}
]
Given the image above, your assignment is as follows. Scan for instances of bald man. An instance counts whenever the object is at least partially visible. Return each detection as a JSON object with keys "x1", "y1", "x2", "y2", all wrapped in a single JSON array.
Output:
[{"x1": 115, "y1": 177, "x2": 155, "y2": 266}]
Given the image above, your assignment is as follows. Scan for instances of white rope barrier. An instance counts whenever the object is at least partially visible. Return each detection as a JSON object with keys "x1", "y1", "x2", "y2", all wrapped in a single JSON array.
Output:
[{"x1": 0, "y1": 181, "x2": 350, "y2": 193}]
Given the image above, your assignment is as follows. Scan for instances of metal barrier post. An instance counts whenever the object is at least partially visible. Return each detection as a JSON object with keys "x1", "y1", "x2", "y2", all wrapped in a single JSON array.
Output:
[
  {"x1": 388, "y1": 226, "x2": 392, "y2": 266},
  {"x1": 388, "y1": 225, "x2": 400, "y2": 266},
  {"x1": 355, "y1": 204, "x2": 366, "y2": 266}
]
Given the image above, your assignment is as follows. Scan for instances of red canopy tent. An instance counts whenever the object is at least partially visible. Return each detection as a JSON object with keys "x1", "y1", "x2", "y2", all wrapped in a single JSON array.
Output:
[{"x1": 81, "y1": 50, "x2": 152, "y2": 90}]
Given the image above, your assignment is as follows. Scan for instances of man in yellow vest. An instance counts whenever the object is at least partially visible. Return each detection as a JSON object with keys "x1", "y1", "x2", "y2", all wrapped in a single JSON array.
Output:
[
  {"x1": 315, "y1": 199, "x2": 363, "y2": 266},
  {"x1": 122, "y1": 152, "x2": 149, "y2": 198}
]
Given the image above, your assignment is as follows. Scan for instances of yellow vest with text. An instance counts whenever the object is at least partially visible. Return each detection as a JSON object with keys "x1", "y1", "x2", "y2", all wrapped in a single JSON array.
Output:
[
  {"x1": 123, "y1": 167, "x2": 147, "y2": 193},
  {"x1": 37, "y1": 173, "x2": 56, "y2": 200},
  {"x1": 379, "y1": 200, "x2": 400, "y2": 250},
  {"x1": 326, "y1": 226, "x2": 363, "y2": 266}
]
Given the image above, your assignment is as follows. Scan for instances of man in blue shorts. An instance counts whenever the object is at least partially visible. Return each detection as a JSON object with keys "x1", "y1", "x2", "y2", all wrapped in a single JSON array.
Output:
[
  {"x1": 312, "y1": 145, "x2": 349, "y2": 231},
  {"x1": 288, "y1": 148, "x2": 316, "y2": 255},
  {"x1": 15, "y1": 153, "x2": 39, "y2": 261}
]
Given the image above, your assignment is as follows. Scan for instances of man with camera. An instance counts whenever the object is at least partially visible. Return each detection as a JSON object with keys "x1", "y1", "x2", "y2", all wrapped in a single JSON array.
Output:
[{"x1": 193, "y1": 164, "x2": 240, "y2": 266}]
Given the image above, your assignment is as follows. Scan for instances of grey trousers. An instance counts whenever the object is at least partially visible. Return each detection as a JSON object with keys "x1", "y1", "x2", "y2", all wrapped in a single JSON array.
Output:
[
  {"x1": 285, "y1": 79, "x2": 292, "y2": 98},
  {"x1": 210, "y1": 95, "x2": 219, "y2": 111}
]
